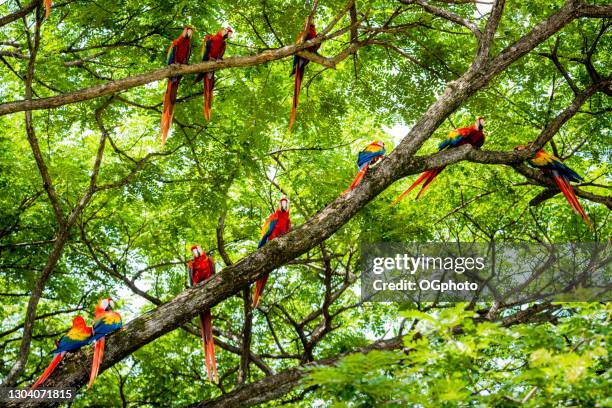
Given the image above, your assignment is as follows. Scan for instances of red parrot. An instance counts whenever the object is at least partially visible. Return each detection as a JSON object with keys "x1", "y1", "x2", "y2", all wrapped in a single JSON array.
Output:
[
  {"x1": 515, "y1": 143, "x2": 592, "y2": 228},
  {"x1": 393, "y1": 117, "x2": 486, "y2": 203},
  {"x1": 88, "y1": 298, "x2": 123, "y2": 389},
  {"x1": 160, "y1": 25, "x2": 193, "y2": 147},
  {"x1": 187, "y1": 245, "x2": 219, "y2": 383},
  {"x1": 194, "y1": 27, "x2": 233, "y2": 121},
  {"x1": 254, "y1": 198, "x2": 291, "y2": 308},
  {"x1": 289, "y1": 19, "x2": 320, "y2": 131},
  {"x1": 44, "y1": 0, "x2": 51, "y2": 18},
  {"x1": 31, "y1": 316, "x2": 93, "y2": 389},
  {"x1": 343, "y1": 141, "x2": 386, "y2": 194}
]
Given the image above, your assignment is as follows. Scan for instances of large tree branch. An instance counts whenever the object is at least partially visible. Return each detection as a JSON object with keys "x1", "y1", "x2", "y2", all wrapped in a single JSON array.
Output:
[{"x1": 191, "y1": 336, "x2": 404, "y2": 408}]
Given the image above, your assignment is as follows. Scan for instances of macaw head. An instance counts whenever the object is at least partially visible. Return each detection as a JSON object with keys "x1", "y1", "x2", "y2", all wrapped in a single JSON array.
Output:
[
  {"x1": 191, "y1": 245, "x2": 203, "y2": 259},
  {"x1": 72, "y1": 315, "x2": 87, "y2": 328},
  {"x1": 279, "y1": 197, "x2": 289, "y2": 212},
  {"x1": 98, "y1": 298, "x2": 115, "y2": 312},
  {"x1": 183, "y1": 25, "x2": 194, "y2": 39},
  {"x1": 475, "y1": 117, "x2": 485, "y2": 131},
  {"x1": 373, "y1": 141, "x2": 385, "y2": 149},
  {"x1": 221, "y1": 26, "x2": 234, "y2": 39}
]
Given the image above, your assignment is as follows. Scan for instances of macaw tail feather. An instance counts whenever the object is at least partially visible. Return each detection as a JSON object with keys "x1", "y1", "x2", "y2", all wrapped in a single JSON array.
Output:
[
  {"x1": 200, "y1": 311, "x2": 218, "y2": 383},
  {"x1": 31, "y1": 352, "x2": 65, "y2": 389},
  {"x1": 552, "y1": 174, "x2": 592, "y2": 228},
  {"x1": 161, "y1": 78, "x2": 181, "y2": 147},
  {"x1": 391, "y1": 168, "x2": 443, "y2": 205},
  {"x1": 289, "y1": 66, "x2": 304, "y2": 131},
  {"x1": 44, "y1": 0, "x2": 51, "y2": 18},
  {"x1": 88, "y1": 337, "x2": 105, "y2": 389},
  {"x1": 203, "y1": 73, "x2": 214, "y2": 121},
  {"x1": 253, "y1": 273, "x2": 269, "y2": 308},
  {"x1": 415, "y1": 168, "x2": 443, "y2": 200},
  {"x1": 343, "y1": 164, "x2": 369, "y2": 195}
]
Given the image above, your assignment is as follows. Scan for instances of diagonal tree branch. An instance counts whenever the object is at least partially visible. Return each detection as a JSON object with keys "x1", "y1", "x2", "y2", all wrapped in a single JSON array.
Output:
[{"x1": 0, "y1": 0, "x2": 42, "y2": 28}]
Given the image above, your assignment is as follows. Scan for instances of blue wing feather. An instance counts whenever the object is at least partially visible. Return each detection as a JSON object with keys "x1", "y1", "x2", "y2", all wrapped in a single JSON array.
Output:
[
  {"x1": 258, "y1": 219, "x2": 278, "y2": 248},
  {"x1": 438, "y1": 135, "x2": 463, "y2": 151},
  {"x1": 203, "y1": 38, "x2": 212, "y2": 62},
  {"x1": 357, "y1": 149, "x2": 385, "y2": 169},
  {"x1": 550, "y1": 161, "x2": 583, "y2": 183},
  {"x1": 167, "y1": 45, "x2": 177, "y2": 65}
]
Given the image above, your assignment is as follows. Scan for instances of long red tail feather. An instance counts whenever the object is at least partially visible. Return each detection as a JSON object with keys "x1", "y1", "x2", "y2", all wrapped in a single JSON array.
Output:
[
  {"x1": 88, "y1": 337, "x2": 105, "y2": 389},
  {"x1": 44, "y1": 0, "x2": 51, "y2": 18},
  {"x1": 415, "y1": 168, "x2": 443, "y2": 200},
  {"x1": 392, "y1": 169, "x2": 437, "y2": 205},
  {"x1": 343, "y1": 164, "x2": 369, "y2": 195},
  {"x1": 253, "y1": 273, "x2": 269, "y2": 308},
  {"x1": 552, "y1": 175, "x2": 592, "y2": 228},
  {"x1": 161, "y1": 79, "x2": 180, "y2": 147},
  {"x1": 289, "y1": 68, "x2": 302, "y2": 131},
  {"x1": 203, "y1": 74, "x2": 214, "y2": 121},
  {"x1": 200, "y1": 311, "x2": 218, "y2": 383},
  {"x1": 31, "y1": 352, "x2": 64, "y2": 389}
]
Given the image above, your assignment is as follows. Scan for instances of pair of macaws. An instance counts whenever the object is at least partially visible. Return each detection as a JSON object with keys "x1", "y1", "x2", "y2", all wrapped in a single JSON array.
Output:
[
  {"x1": 343, "y1": 125, "x2": 483, "y2": 198},
  {"x1": 161, "y1": 25, "x2": 234, "y2": 146},
  {"x1": 31, "y1": 298, "x2": 123, "y2": 390},
  {"x1": 185, "y1": 205, "x2": 290, "y2": 383},
  {"x1": 345, "y1": 117, "x2": 591, "y2": 227}
]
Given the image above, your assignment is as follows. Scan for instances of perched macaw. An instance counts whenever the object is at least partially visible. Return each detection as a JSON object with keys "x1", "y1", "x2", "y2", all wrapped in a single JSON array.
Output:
[
  {"x1": 160, "y1": 25, "x2": 193, "y2": 147},
  {"x1": 88, "y1": 298, "x2": 122, "y2": 389},
  {"x1": 31, "y1": 316, "x2": 93, "y2": 389},
  {"x1": 194, "y1": 27, "x2": 233, "y2": 121},
  {"x1": 289, "y1": 18, "x2": 320, "y2": 131},
  {"x1": 44, "y1": 0, "x2": 51, "y2": 18},
  {"x1": 254, "y1": 198, "x2": 291, "y2": 308},
  {"x1": 515, "y1": 143, "x2": 592, "y2": 228},
  {"x1": 187, "y1": 245, "x2": 219, "y2": 383},
  {"x1": 393, "y1": 117, "x2": 486, "y2": 203},
  {"x1": 343, "y1": 141, "x2": 386, "y2": 194}
]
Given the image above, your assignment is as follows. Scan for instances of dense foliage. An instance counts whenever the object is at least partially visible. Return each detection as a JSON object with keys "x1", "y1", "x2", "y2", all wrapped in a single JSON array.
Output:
[{"x1": 0, "y1": 0, "x2": 609, "y2": 406}]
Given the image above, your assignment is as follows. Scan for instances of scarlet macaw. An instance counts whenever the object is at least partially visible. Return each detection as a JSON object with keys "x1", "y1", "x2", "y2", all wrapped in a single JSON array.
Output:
[
  {"x1": 188, "y1": 245, "x2": 219, "y2": 383},
  {"x1": 31, "y1": 316, "x2": 93, "y2": 389},
  {"x1": 515, "y1": 143, "x2": 592, "y2": 228},
  {"x1": 44, "y1": 0, "x2": 51, "y2": 18},
  {"x1": 194, "y1": 27, "x2": 233, "y2": 121},
  {"x1": 253, "y1": 198, "x2": 291, "y2": 308},
  {"x1": 393, "y1": 117, "x2": 486, "y2": 203},
  {"x1": 343, "y1": 141, "x2": 386, "y2": 194},
  {"x1": 160, "y1": 25, "x2": 193, "y2": 147},
  {"x1": 88, "y1": 298, "x2": 122, "y2": 389},
  {"x1": 289, "y1": 19, "x2": 320, "y2": 131}
]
